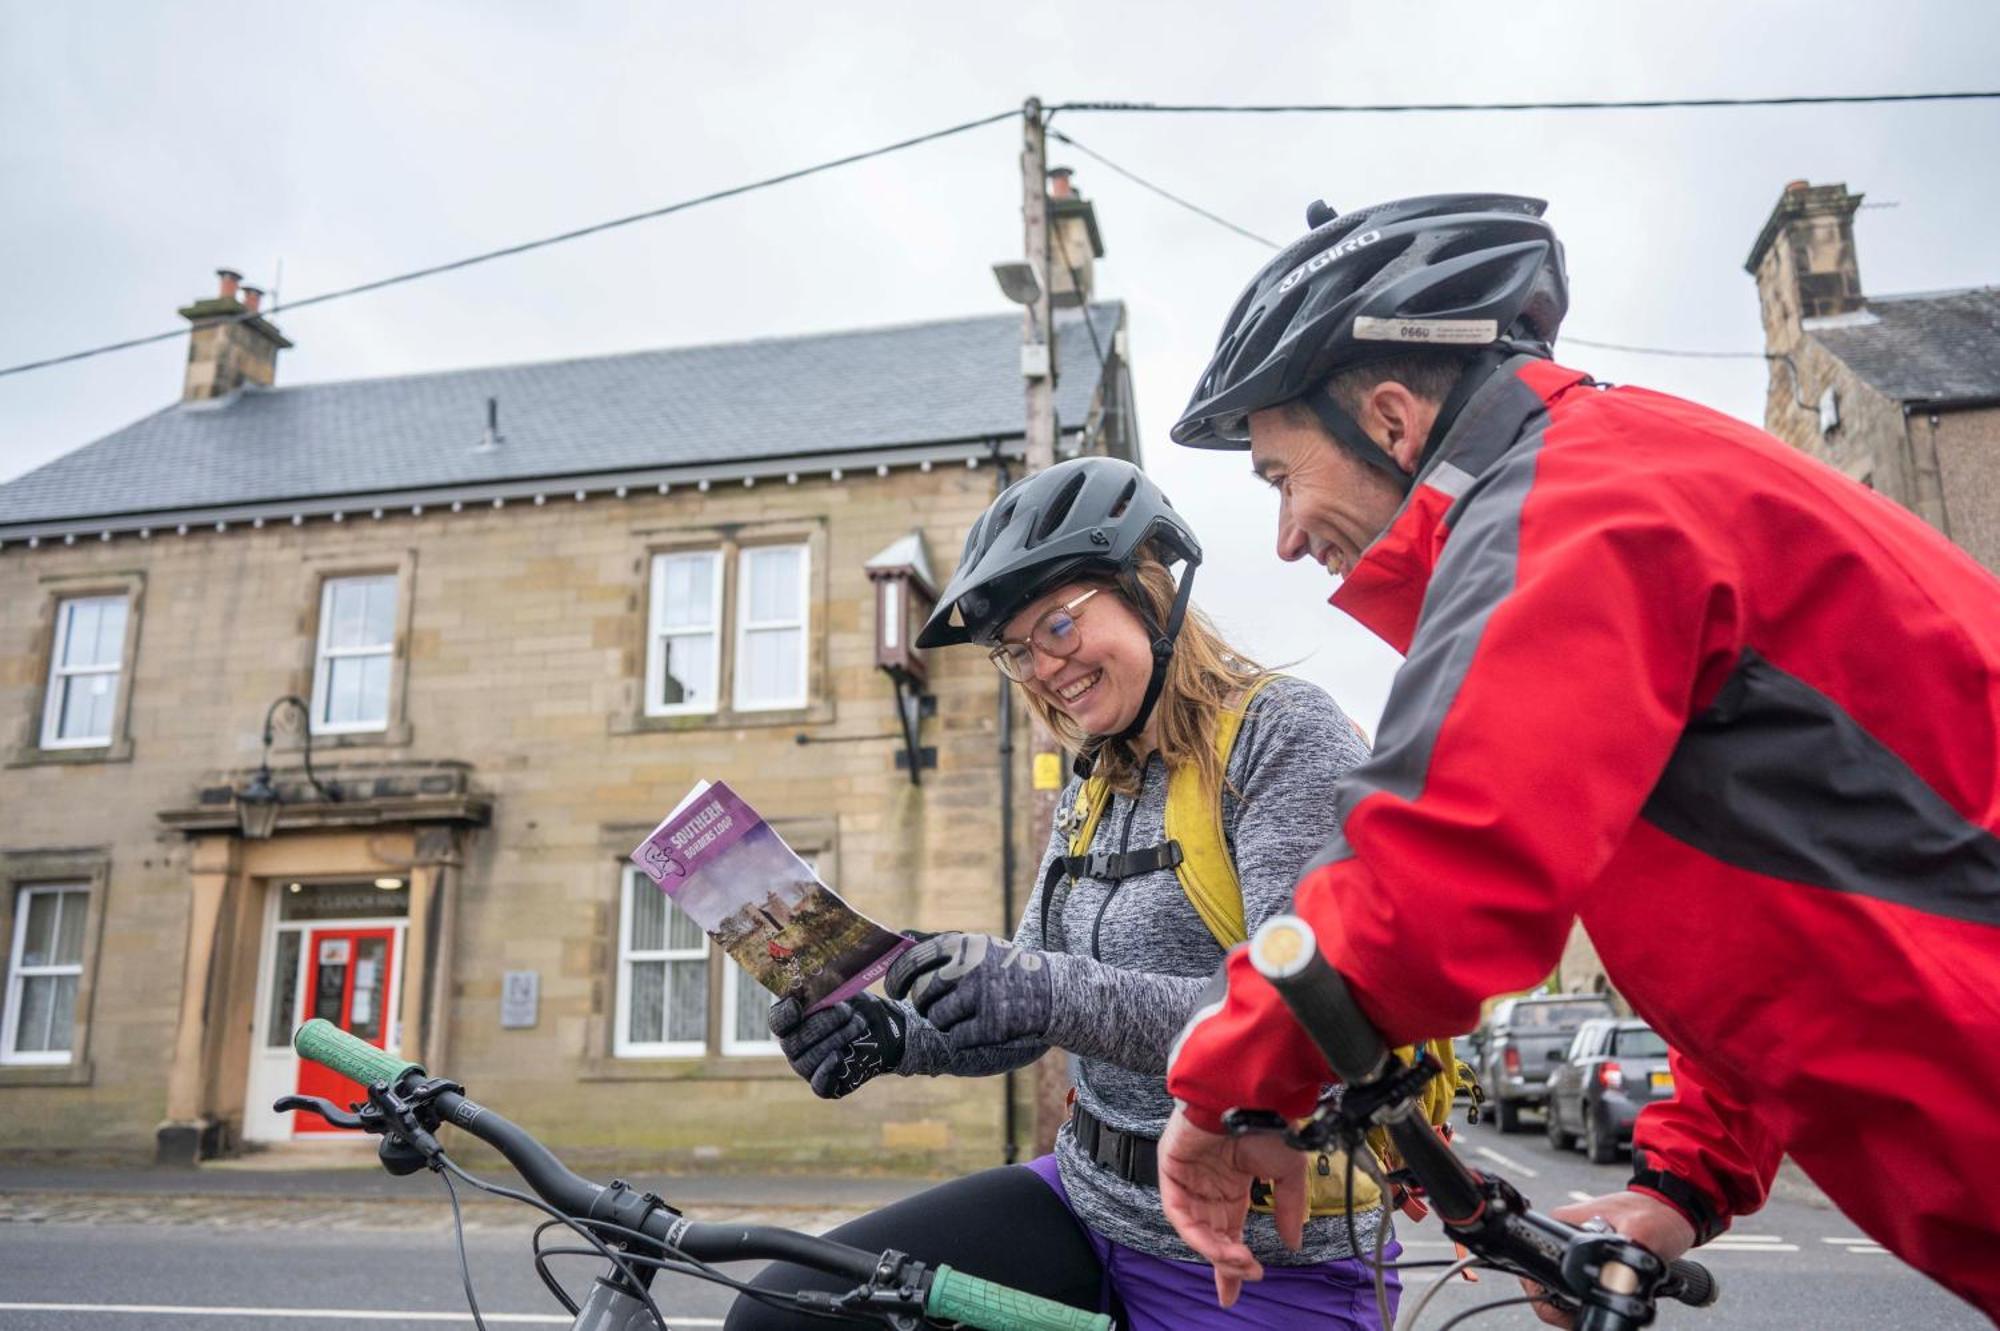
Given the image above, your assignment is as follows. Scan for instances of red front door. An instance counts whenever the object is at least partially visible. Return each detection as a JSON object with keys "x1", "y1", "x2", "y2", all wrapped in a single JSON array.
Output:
[{"x1": 291, "y1": 926, "x2": 396, "y2": 1134}]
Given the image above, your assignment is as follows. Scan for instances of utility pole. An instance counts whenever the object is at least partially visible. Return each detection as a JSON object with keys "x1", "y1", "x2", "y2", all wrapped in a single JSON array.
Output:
[{"x1": 1015, "y1": 95, "x2": 1071, "y2": 1158}]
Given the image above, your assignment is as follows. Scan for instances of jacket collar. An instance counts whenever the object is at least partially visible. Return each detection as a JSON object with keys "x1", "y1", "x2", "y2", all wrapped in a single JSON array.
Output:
[{"x1": 1329, "y1": 357, "x2": 1590, "y2": 653}]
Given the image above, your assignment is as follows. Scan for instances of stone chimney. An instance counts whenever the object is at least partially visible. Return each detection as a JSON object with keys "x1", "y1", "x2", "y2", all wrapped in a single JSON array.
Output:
[
  {"x1": 177, "y1": 268, "x2": 293, "y2": 401},
  {"x1": 1745, "y1": 181, "x2": 1867, "y2": 342},
  {"x1": 1046, "y1": 167, "x2": 1105, "y2": 308}
]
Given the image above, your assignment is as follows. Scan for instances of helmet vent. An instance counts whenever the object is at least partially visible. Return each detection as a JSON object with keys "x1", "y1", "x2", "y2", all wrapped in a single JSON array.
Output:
[
  {"x1": 1031, "y1": 471, "x2": 1089, "y2": 545},
  {"x1": 1106, "y1": 477, "x2": 1139, "y2": 521}
]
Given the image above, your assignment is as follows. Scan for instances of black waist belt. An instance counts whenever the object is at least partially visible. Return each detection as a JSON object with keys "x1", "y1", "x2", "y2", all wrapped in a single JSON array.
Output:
[{"x1": 1071, "y1": 1103, "x2": 1159, "y2": 1189}]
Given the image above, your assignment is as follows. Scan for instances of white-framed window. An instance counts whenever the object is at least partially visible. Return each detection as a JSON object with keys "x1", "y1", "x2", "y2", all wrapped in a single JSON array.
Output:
[
  {"x1": 615, "y1": 866, "x2": 709, "y2": 1058},
  {"x1": 40, "y1": 596, "x2": 128, "y2": 749},
  {"x1": 646, "y1": 552, "x2": 724, "y2": 716},
  {"x1": 720, "y1": 958, "x2": 782, "y2": 1056},
  {"x1": 734, "y1": 544, "x2": 809, "y2": 710},
  {"x1": 311, "y1": 575, "x2": 397, "y2": 734},
  {"x1": 2, "y1": 884, "x2": 88, "y2": 1066}
]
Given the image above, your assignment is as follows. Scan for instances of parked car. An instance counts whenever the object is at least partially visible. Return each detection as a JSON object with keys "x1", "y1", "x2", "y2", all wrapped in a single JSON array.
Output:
[
  {"x1": 1474, "y1": 994, "x2": 1616, "y2": 1132},
  {"x1": 1545, "y1": 1018, "x2": 1675, "y2": 1163}
]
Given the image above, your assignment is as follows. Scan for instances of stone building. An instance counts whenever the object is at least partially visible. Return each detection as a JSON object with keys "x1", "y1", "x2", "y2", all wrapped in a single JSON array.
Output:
[
  {"x1": 0, "y1": 258, "x2": 1134, "y2": 1169},
  {"x1": 1746, "y1": 179, "x2": 2000, "y2": 572}
]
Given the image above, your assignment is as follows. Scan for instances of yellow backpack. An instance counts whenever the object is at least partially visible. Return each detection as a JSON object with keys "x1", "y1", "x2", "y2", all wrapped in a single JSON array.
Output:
[{"x1": 1064, "y1": 675, "x2": 1466, "y2": 1215}]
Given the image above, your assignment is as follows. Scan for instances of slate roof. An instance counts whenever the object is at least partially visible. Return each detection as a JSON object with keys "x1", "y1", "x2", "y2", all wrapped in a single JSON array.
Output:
[
  {"x1": 0, "y1": 304, "x2": 1123, "y2": 529},
  {"x1": 1807, "y1": 286, "x2": 2000, "y2": 405}
]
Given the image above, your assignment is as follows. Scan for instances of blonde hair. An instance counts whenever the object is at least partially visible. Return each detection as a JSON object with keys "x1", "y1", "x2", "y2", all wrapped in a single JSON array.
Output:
[{"x1": 1018, "y1": 544, "x2": 1267, "y2": 798}]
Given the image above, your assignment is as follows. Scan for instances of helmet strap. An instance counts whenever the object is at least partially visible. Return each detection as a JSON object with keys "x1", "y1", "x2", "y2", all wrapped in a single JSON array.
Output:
[
  {"x1": 1072, "y1": 561, "x2": 1199, "y2": 780},
  {"x1": 1411, "y1": 346, "x2": 1512, "y2": 479},
  {"x1": 1303, "y1": 389, "x2": 1416, "y2": 496}
]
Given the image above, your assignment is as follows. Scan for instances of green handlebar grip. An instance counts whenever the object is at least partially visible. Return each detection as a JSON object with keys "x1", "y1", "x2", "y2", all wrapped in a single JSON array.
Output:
[
  {"x1": 926, "y1": 1265, "x2": 1112, "y2": 1331},
  {"x1": 293, "y1": 1018, "x2": 424, "y2": 1088}
]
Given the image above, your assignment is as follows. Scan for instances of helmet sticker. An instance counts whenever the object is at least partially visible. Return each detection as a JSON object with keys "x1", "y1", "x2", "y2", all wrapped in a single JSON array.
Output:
[
  {"x1": 1276, "y1": 229, "x2": 1381, "y2": 293},
  {"x1": 1353, "y1": 316, "x2": 1499, "y2": 345}
]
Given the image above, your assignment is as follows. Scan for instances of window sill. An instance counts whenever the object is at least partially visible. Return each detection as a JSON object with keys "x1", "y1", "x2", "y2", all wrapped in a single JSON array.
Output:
[
  {"x1": 6, "y1": 738, "x2": 132, "y2": 769},
  {"x1": 0, "y1": 1059, "x2": 93, "y2": 1087},
  {"x1": 579, "y1": 1054, "x2": 795, "y2": 1083},
  {"x1": 612, "y1": 699, "x2": 834, "y2": 737},
  {"x1": 279, "y1": 721, "x2": 414, "y2": 753}
]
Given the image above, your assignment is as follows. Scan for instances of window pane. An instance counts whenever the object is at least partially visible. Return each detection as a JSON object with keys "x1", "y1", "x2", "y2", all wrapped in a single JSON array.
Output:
[
  {"x1": 668, "y1": 960, "x2": 707, "y2": 1042},
  {"x1": 328, "y1": 580, "x2": 369, "y2": 649},
  {"x1": 667, "y1": 900, "x2": 705, "y2": 952},
  {"x1": 44, "y1": 974, "x2": 78, "y2": 1054},
  {"x1": 16, "y1": 975, "x2": 57, "y2": 1052},
  {"x1": 733, "y1": 965, "x2": 770, "y2": 1045},
  {"x1": 740, "y1": 627, "x2": 803, "y2": 705},
  {"x1": 57, "y1": 673, "x2": 117, "y2": 742},
  {"x1": 20, "y1": 892, "x2": 58, "y2": 967},
  {"x1": 627, "y1": 961, "x2": 665, "y2": 1043},
  {"x1": 350, "y1": 937, "x2": 387, "y2": 1041},
  {"x1": 90, "y1": 600, "x2": 127, "y2": 665},
  {"x1": 745, "y1": 548, "x2": 802, "y2": 624},
  {"x1": 52, "y1": 890, "x2": 86, "y2": 966},
  {"x1": 658, "y1": 554, "x2": 715, "y2": 631},
  {"x1": 59, "y1": 600, "x2": 100, "y2": 668},
  {"x1": 629, "y1": 877, "x2": 665, "y2": 951},
  {"x1": 266, "y1": 931, "x2": 301, "y2": 1047},
  {"x1": 362, "y1": 578, "x2": 397, "y2": 647},
  {"x1": 358, "y1": 654, "x2": 391, "y2": 725},
  {"x1": 658, "y1": 632, "x2": 715, "y2": 709}
]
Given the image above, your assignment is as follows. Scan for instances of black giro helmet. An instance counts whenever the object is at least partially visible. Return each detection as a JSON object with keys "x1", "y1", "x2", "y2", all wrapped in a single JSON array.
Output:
[
  {"x1": 1172, "y1": 193, "x2": 1568, "y2": 449},
  {"x1": 917, "y1": 456, "x2": 1200, "y2": 649}
]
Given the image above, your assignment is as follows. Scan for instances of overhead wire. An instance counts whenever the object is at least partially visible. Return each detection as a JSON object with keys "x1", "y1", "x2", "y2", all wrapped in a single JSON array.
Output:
[
  {"x1": 9, "y1": 88, "x2": 1990, "y2": 381},
  {"x1": 0, "y1": 107, "x2": 1019, "y2": 380},
  {"x1": 1049, "y1": 130, "x2": 1772, "y2": 363}
]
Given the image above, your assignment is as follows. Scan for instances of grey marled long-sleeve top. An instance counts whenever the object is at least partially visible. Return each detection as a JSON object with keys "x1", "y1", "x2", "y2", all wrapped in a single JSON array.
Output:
[{"x1": 894, "y1": 674, "x2": 1377, "y2": 1265}]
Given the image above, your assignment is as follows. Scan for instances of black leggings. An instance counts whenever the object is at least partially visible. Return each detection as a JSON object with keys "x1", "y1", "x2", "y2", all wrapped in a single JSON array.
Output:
[{"x1": 721, "y1": 1165, "x2": 1108, "y2": 1330}]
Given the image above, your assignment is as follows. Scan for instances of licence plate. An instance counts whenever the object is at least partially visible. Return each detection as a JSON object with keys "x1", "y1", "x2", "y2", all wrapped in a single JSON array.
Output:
[{"x1": 1650, "y1": 1070, "x2": 1675, "y2": 1093}]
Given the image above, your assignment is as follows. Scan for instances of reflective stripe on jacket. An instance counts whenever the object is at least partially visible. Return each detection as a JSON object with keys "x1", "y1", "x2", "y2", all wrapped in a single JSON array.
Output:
[{"x1": 1166, "y1": 356, "x2": 2000, "y2": 1315}]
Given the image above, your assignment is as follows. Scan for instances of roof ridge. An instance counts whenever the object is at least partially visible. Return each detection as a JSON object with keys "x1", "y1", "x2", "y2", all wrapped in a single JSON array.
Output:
[
  {"x1": 187, "y1": 300, "x2": 1127, "y2": 400},
  {"x1": 1869, "y1": 284, "x2": 2000, "y2": 304}
]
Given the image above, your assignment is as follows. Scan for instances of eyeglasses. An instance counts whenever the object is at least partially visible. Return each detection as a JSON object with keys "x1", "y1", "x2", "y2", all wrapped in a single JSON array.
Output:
[{"x1": 987, "y1": 588, "x2": 1102, "y2": 683}]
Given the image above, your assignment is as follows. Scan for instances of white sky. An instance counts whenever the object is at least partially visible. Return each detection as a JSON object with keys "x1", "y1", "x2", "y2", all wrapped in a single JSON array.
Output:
[{"x1": 4, "y1": 1, "x2": 1997, "y2": 730}]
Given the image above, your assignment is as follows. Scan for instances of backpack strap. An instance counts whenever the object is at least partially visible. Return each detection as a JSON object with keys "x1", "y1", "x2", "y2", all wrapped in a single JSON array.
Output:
[{"x1": 1162, "y1": 674, "x2": 1280, "y2": 950}]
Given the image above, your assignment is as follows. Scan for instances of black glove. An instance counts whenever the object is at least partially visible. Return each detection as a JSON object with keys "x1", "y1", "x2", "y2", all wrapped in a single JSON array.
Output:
[
  {"x1": 885, "y1": 932, "x2": 1053, "y2": 1051},
  {"x1": 769, "y1": 992, "x2": 906, "y2": 1099}
]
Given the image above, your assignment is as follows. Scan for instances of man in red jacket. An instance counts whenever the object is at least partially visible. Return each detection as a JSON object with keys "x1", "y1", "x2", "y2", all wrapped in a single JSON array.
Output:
[{"x1": 1157, "y1": 194, "x2": 2000, "y2": 1320}]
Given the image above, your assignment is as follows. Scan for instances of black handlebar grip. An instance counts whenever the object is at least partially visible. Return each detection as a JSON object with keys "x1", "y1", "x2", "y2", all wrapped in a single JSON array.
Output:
[
  {"x1": 1247, "y1": 915, "x2": 1390, "y2": 1085},
  {"x1": 1661, "y1": 1257, "x2": 1719, "y2": 1308}
]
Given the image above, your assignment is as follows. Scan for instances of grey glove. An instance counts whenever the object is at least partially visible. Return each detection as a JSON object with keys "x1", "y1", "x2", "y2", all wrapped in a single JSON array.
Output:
[
  {"x1": 885, "y1": 932, "x2": 1053, "y2": 1051},
  {"x1": 769, "y1": 992, "x2": 905, "y2": 1099}
]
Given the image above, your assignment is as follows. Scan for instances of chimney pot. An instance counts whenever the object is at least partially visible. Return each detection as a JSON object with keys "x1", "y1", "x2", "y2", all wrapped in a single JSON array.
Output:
[
  {"x1": 1048, "y1": 166, "x2": 1075, "y2": 199},
  {"x1": 1784, "y1": 179, "x2": 1810, "y2": 194},
  {"x1": 216, "y1": 269, "x2": 243, "y2": 301},
  {"x1": 241, "y1": 285, "x2": 263, "y2": 314}
]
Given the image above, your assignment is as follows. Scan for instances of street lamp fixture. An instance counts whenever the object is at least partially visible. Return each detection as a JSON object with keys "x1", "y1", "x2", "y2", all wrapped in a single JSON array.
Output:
[
  {"x1": 235, "y1": 694, "x2": 341, "y2": 840},
  {"x1": 991, "y1": 261, "x2": 1042, "y2": 307}
]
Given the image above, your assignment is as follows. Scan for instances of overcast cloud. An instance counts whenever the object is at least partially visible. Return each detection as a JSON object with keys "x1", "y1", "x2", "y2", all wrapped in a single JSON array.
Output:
[{"x1": 4, "y1": 1, "x2": 1997, "y2": 728}]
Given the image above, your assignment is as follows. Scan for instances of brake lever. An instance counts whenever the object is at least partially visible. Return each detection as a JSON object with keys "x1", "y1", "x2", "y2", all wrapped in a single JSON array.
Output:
[{"x1": 273, "y1": 1093, "x2": 368, "y2": 1131}]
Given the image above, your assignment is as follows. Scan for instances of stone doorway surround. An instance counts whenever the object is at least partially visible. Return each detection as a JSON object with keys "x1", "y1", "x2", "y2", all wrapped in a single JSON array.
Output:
[{"x1": 154, "y1": 761, "x2": 488, "y2": 1164}]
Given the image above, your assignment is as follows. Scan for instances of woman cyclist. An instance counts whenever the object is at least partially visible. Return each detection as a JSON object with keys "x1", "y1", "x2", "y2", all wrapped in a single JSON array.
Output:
[{"x1": 725, "y1": 456, "x2": 1384, "y2": 1331}]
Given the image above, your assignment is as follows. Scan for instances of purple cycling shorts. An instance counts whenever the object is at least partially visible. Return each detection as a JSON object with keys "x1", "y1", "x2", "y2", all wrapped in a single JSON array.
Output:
[{"x1": 1022, "y1": 1154, "x2": 1401, "y2": 1331}]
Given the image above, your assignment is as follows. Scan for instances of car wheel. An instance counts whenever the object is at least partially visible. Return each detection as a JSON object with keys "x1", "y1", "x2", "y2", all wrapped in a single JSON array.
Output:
[
  {"x1": 1496, "y1": 1099, "x2": 1524, "y2": 1134},
  {"x1": 1546, "y1": 1101, "x2": 1576, "y2": 1151},
  {"x1": 1584, "y1": 1108, "x2": 1619, "y2": 1165}
]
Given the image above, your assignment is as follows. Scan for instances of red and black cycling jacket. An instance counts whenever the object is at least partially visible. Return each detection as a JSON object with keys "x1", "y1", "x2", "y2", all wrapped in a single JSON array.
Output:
[{"x1": 1167, "y1": 358, "x2": 2000, "y2": 1315}]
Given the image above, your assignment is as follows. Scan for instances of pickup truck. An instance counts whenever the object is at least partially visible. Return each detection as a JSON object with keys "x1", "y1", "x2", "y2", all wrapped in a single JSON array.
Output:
[{"x1": 1474, "y1": 994, "x2": 1616, "y2": 1132}]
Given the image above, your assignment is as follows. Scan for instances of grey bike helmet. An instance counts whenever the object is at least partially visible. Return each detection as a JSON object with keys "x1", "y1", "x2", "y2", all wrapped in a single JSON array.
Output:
[
  {"x1": 918, "y1": 456, "x2": 1201, "y2": 755},
  {"x1": 1172, "y1": 194, "x2": 1568, "y2": 487}
]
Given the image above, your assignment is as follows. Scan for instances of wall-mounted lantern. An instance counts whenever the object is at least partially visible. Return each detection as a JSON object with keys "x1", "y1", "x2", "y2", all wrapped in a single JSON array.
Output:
[
  {"x1": 865, "y1": 532, "x2": 939, "y2": 783},
  {"x1": 234, "y1": 694, "x2": 342, "y2": 839}
]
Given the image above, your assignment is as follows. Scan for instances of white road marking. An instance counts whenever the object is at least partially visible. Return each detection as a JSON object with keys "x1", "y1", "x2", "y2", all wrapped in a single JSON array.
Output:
[
  {"x1": 0, "y1": 1306, "x2": 722, "y2": 1326},
  {"x1": 1704, "y1": 1241, "x2": 1801, "y2": 1253},
  {"x1": 1472, "y1": 1146, "x2": 1538, "y2": 1178},
  {"x1": 1822, "y1": 1236, "x2": 1879, "y2": 1246},
  {"x1": 1712, "y1": 1234, "x2": 1786, "y2": 1243},
  {"x1": 1566, "y1": 1190, "x2": 1594, "y2": 1204}
]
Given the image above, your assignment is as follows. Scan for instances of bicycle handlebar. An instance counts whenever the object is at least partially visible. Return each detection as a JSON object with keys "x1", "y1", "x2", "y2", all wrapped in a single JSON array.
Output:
[
  {"x1": 289, "y1": 1019, "x2": 1110, "y2": 1331},
  {"x1": 1243, "y1": 918, "x2": 1719, "y2": 1325}
]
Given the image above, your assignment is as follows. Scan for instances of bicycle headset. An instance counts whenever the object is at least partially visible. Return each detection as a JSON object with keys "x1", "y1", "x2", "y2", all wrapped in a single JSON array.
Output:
[
  {"x1": 916, "y1": 455, "x2": 1201, "y2": 775},
  {"x1": 1170, "y1": 193, "x2": 1571, "y2": 490}
]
